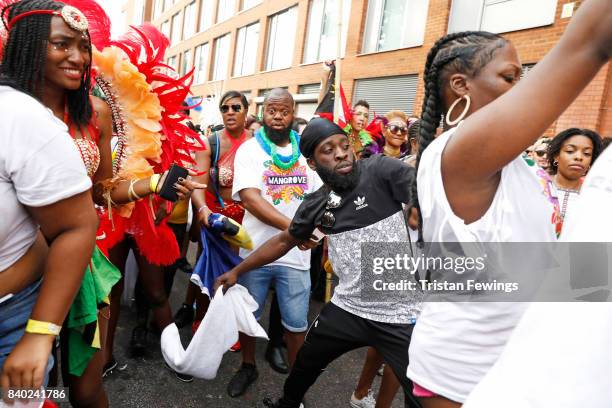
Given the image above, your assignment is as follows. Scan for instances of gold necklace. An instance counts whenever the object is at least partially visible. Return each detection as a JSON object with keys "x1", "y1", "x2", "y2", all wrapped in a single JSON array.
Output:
[{"x1": 383, "y1": 145, "x2": 401, "y2": 158}]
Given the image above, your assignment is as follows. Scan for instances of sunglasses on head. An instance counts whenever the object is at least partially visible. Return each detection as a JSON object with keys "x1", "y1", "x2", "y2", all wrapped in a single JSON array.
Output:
[
  {"x1": 321, "y1": 191, "x2": 341, "y2": 229},
  {"x1": 220, "y1": 104, "x2": 242, "y2": 113},
  {"x1": 387, "y1": 124, "x2": 408, "y2": 135},
  {"x1": 535, "y1": 150, "x2": 547, "y2": 157}
]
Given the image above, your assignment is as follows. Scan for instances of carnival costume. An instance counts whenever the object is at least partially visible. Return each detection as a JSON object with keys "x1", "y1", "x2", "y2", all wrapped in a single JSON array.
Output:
[
  {"x1": 1, "y1": 0, "x2": 201, "y2": 374},
  {"x1": 206, "y1": 129, "x2": 247, "y2": 223}
]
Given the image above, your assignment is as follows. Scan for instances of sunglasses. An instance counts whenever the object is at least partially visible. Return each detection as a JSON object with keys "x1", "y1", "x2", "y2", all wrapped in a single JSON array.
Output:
[
  {"x1": 535, "y1": 150, "x2": 547, "y2": 157},
  {"x1": 321, "y1": 191, "x2": 341, "y2": 229},
  {"x1": 220, "y1": 104, "x2": 242, "y2": 113},
  {"x1": 387, "y1": 124, "x2": 408, "y2": 135}
]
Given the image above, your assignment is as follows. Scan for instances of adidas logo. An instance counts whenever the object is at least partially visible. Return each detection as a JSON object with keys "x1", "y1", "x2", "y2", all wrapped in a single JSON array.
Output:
[{"x1": 354, "y1": 196, "x2": 368, "y2": 210}]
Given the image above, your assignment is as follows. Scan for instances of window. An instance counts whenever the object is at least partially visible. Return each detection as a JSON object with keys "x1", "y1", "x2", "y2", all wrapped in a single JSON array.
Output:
[
  {"x1": 181, "y1": 49, "x2": 192, "y2": 76},
  {"x1": 199, "y1": 0, "x2": 214, "y2": 32},
  {"x1": 352, "y1": 75, "x2": 418, "y2": 115},
  {"x1": 362, "y1": 0, "x2": 429, "y2": 53},
  {"x1": 153, "y1": 0, "x2": 164, "y2": 20},
  {"x1": 183, "y1": 2, "x2": 196, "y2": 40},
  {"x1": 194, "y1": 43, "x2": 210, "y2": 84},
  {"x1": 134, "y1": 0, "x2": 145, "y2": 25},
  {"x1": 448, "y1": 0, "x2": 558, "y2": 34},
  {"x1": 241, "y1": 0, "x2": 262, "y2": 11},
  {"x1": 167, "y1": 55, "x2": 178, "y2": 70},
  {"x1": 233, "y1": 22, "x2": 260, "y2": 77},
  {"x1": 212, "y1": 34, "x2": 230, "y2": 81},
  {"x1": 171, "y1": 12, "x2": 182, "y2": 45},
  {"x1": 303, "y1": 0, "x2": 351, "y2": 63},
  {"x1": 265, "y1": 7, "x2": 298, "y2": 71},
  {"x1": 217, "y1": 0, "x2": 236, "y2": 23},
  {"x1": 161, "y1": 20, "x2": 171, "y2": 39}
]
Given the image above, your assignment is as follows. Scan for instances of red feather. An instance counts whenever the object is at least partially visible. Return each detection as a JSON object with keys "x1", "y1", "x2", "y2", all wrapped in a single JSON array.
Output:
[{"x1": 61, "y1": 0, "x2": 112, "y2": 50}]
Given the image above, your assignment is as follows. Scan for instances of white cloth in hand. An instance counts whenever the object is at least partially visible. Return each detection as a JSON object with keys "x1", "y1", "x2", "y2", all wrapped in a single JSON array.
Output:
[{"x1": 160, "y1": 285, "x2": 268, "y2": 379}]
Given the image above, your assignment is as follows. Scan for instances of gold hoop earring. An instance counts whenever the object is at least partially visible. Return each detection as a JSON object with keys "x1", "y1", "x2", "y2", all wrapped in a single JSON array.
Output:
[{"x1": 445, "y1": 94, "x2": 471, "y2": 126}]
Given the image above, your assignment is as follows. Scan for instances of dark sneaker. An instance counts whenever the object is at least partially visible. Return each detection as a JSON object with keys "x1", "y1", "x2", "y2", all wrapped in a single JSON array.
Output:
[
  {"x1": 174, "y1": 303, "x2": 195, "y2": 329},
  {"x1": 227, "y1": 363, "x2": 258, "y2": 398},
  {"x1": 175, "y1": 257, "x2": 193, "y2": 273},
  {"x1": 262, "y1": 397, "x2": 304, "y2": 408},
  {"x1": 164, "y1": 362, "x2": 194, "y2": 383},
  {"x1": 265, "y1": 345, "x2": 289, "y2": 374},
  {"x1": 129, "y1": 325, "x2": 148, "y2": 357},
  {"x1": 102, "y1": 357, "x2": 127, "y2": 378}
]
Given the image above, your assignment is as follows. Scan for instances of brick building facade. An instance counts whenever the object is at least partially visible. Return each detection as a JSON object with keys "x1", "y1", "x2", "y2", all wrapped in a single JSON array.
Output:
[{"x1": 121, "y1": 0, "x2": 611, "y2": 137}]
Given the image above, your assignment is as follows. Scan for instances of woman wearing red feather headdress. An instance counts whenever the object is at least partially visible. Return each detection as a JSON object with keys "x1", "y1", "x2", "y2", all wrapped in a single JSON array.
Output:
[{"x1": 0, "y1": 0, "x2": 204, "y2": 404}]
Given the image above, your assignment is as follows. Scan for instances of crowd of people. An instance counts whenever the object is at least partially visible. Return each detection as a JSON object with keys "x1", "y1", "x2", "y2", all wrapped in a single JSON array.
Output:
[{"x1": 0, "y1": 0, "x2": 611, "y2": 407}]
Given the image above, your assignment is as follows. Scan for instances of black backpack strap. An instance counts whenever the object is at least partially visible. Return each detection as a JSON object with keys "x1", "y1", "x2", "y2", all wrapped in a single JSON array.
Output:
[{"x1": 208, "y1": 132, "x2": 225, "y2": 208}]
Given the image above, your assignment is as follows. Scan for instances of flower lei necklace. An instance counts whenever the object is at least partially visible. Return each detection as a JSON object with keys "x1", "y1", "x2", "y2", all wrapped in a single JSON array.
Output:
[
  {"x1": 343, "y1": 124, "x2": 373, "y2": 148},
  {"x1": 255, "y1": 127, "x2": 301, "y2": 170}
]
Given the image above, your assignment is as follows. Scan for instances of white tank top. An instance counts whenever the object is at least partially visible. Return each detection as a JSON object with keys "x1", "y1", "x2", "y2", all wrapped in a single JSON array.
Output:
[{"x1": 407, "y1": 126, "x2": 556, "y2": 403}]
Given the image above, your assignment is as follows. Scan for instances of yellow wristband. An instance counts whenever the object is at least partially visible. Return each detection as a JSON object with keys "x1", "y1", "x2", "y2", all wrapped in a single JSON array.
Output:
[
  {"x1": 149, "y1": 174, "x2": 161, "y2": 194},
  {"x1": 25, "y1": 319, "x2": 61, "y2": 336}
]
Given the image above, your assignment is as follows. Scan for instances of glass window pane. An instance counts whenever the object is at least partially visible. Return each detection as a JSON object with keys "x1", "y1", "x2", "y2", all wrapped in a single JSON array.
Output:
[
  {"x1": 199, "y1": 0, "x2": 213, "y2": 32},
  {"x1": 212, "y1": 34, "x2": 230, "y2": 80},
  {"x1": 242, "y1": 23, "x2": 259, "y2": 75},
  {"x1": 181, "y1": 50, "x2": 192, "y2": 76},
  {"x1": 134, "y1": 0, "x2": 144, "y2": 25},
  {"x1": 233, "y1": 22, "x2": 260, "y2": 76},
  {"x1": 183, "y1": 2, "x2": 196, "y2": 40},
  {"x1": 161, "y1": 20, "x2": 171, "y2": 39},
  {"x1": 241, "y1": 0, "x2": 262, "y2": 11},
  {"x1": 303, "y1": 0, "x2": 325, "y2": 63},
  {"x1": 194, "y1": 43, "x2": 209, "y2": 84},
  {"x1": 233, "y1": 27, "x2": 247, "y2": 76},
  {"x1": 362, "y1": 0, "x2": 383, "y2": 53},
  {"x1": 265, "y1": 7, "x2": 297, "y2": 71},
  {"x1": 217, "y1": 0, "x2": 236, "y2": 23},
  {"x1": 364, "y1": 0, "x2": 429, "y2": 53},
  {"x1": 171, "y1": 12, "x2": 182, "y2": 44}
]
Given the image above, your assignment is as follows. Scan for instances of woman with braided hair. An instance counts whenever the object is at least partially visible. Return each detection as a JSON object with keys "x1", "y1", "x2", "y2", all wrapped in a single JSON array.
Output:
[
  {"x1": 0, "y1": 0, "x2": 203, "y2": 405},
  {"x1": 406, "y1": 1, "x2": 611, "y2": 407}
]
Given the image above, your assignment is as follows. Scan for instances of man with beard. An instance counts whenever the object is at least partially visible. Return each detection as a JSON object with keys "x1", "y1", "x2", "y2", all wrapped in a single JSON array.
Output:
[
  {"x1": 226, "y1": 88, "x2": 323, "y2": 397},
  {"x1": 217, "y1": 118, "x2": 422, "y2": 408}
]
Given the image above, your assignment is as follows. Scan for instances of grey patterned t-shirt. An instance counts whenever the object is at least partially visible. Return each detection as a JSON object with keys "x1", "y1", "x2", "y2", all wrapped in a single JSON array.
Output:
[{"x1": 289, "y1": 155, "x2": 422, "y2": 324}]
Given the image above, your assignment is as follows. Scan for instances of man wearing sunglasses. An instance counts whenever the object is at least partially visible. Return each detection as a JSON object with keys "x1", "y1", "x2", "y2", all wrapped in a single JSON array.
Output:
[
  {"x1": 532, "y1": 137, "x2": 551, "y2": 171},
  {"x1": 217, "y1": 117, "x2": 422, "y2": 408},
  {"x1": 226, "y1": 88, "x2": 323, "y2": 398}
]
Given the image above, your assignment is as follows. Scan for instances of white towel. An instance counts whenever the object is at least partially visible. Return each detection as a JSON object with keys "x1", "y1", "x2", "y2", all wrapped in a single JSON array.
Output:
[{"x1": 160, "y1": 285, "x2": 268, "y2": 379}]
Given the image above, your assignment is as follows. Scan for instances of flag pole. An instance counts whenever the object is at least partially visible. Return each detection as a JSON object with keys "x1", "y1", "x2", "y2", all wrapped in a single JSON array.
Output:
[
  {"x1": 333, "y1": 0, "x2": 343, "y2": 123},
  {"x1": 327, "y1": 0, "x2": 344, "y2": 304}
]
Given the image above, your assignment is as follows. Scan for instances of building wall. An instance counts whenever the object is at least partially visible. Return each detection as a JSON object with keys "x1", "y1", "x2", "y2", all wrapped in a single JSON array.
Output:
[{"x1": 123, "y1": 0, "x2": 611, "y2": 136}]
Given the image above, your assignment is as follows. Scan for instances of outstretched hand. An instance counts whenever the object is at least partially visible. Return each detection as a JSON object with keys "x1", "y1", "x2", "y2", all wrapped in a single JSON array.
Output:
[{"x1": 214, "y1": 270, "x2": 238, "y2": 293}]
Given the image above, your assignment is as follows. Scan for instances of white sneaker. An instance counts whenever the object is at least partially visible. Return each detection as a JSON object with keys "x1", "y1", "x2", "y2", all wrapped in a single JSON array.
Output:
[{"x1": 350, "y1": 390, "x2": 376, "y2": 408}]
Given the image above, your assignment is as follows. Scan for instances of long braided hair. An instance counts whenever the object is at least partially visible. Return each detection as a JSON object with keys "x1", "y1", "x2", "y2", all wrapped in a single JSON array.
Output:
[
  {"x1": 1, "y1": 0, "x2": 92, "y2": 126},
  {"x1": 412, "y1": 31, "x2": 508, "y2": 242}
]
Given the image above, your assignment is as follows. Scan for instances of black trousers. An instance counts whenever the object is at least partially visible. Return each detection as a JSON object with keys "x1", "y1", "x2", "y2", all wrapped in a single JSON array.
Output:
[{"x1": 280, "y1": 302, "x2": 421, "y2": 408}]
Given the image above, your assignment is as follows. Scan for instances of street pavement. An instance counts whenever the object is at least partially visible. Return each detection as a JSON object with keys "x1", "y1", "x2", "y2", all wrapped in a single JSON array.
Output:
[{"x1": 96, "y1": 270, "x2": 405, "y2": 408}]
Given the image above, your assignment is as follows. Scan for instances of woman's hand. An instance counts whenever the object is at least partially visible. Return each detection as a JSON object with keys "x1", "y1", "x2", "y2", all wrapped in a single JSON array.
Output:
[
  {"x1": 158, "y1": 169, "x2": 207, "y2": 201},
  {"x1": 197, "y1": 205, "x2": 212, "y2": 228},
  {"x1": 0, "y1": 333, "x2": 54, "y2": 402}
]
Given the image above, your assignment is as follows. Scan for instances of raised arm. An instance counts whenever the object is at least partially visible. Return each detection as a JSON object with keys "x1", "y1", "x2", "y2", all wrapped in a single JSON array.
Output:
[{"x1": 446, "y1": 0, "x2": 611, "y2": 184}]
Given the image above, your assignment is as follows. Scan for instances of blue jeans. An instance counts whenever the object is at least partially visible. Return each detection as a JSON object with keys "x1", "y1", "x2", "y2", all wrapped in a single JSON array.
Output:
[
  {"x1": 0, "y1": 279, "x2": 53, "y2": 384},
  {"x1": 238, "y1": 265, "x2": 310, "y2": 332}
]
